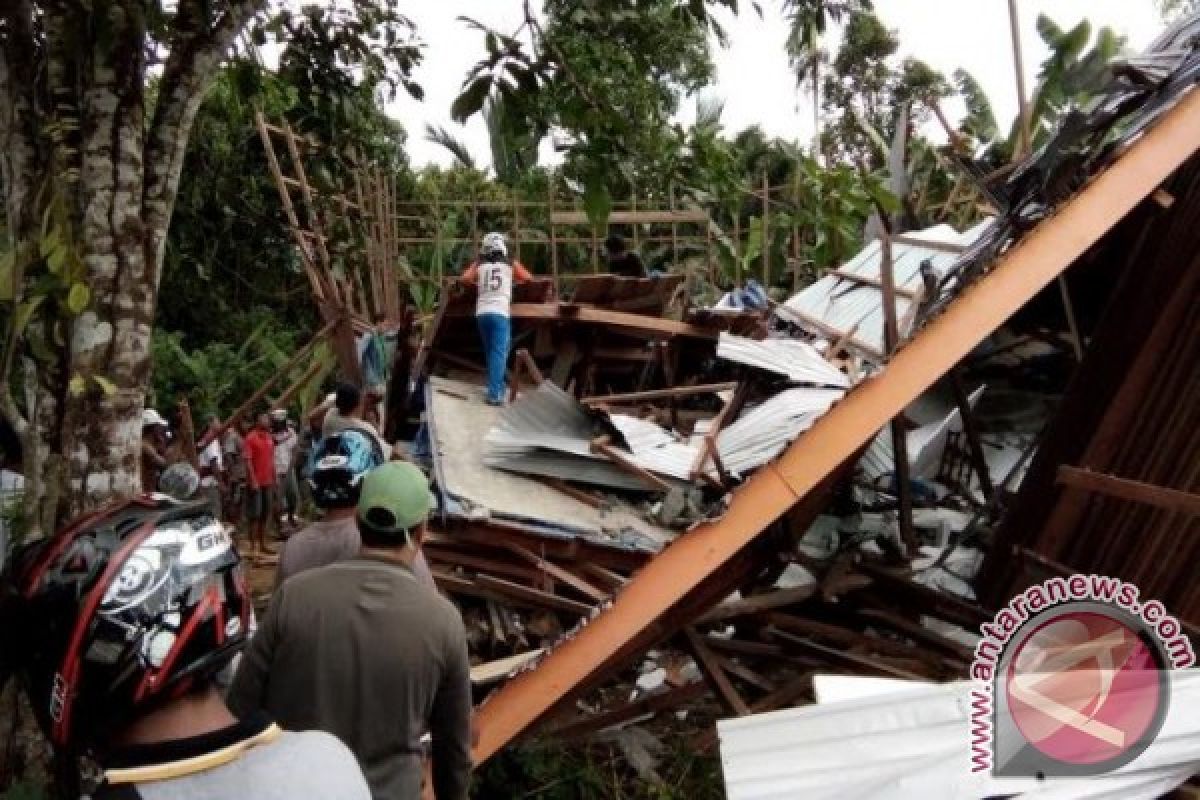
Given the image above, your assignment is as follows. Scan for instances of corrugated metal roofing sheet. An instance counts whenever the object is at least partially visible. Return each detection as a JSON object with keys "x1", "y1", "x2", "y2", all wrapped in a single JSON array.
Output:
[
  {"x1": 718, "y1": 672, "x2": 1200, "y2": 800},
  {"x1": 780, "y1": 221, "x2": 993, "y2": 361},
  {"x1": 717, "y1": 333, "x2": 851, "y2": 388}
]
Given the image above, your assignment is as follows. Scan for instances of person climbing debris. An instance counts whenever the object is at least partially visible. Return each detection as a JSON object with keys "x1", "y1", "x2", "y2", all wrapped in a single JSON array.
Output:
[
  {"x1": 461, "y1": 232, "x2": 533, "y2": 406},
  {"x1": 229, "y1": 462, "x2": 472, "y2": 800},
  {"x1": 0, "y1": 499, "x2": 371, "y2": 799}
]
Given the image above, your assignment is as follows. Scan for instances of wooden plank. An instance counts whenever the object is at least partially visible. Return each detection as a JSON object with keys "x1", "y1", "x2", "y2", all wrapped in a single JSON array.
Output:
[
  {"x1": 1056, "y1": 465, "x2": 1200, "y2": 517},
  {"x1": 424, "y1": 548, "x2": 545, "y2": 585},
  {"x1": 582, "y1": 382, "x2": 737, "y2": 407},
  {"x1": 507, "y1": 303, "x2": 718, "y2": 340},
  {"x1": 830, "y1": 268, "x2": 921, "y2": 299},
  {"x1": 577, "y1": 562, "x2": 629, "y2": 591},
  {"x1": 551, "y1": 210, "x2": 708, "y2": 225},
  {"x1": 710, "y1": 652, "x2": 776, "y2": 693},
  {"x1": 891, "y1": 234, "x2": 968, "y2": 254},
  {"x1": 880, "y1": 233, "x2": 917, "y2": 558},
  {"x1": 472, "y1": 650, "x2": 545, "y2": 686},
  {"x1": 543, "y1": 681, "x2": 708, "y2": 739},
  {"x1": 765, "y1": 626, "x2": 929, "y2": 681},
  {"x1": 950, "y1": 371, "x2": 996, "y2": 503},
  {"x1": 540, "y1": 477, "x2": 607, "y2": 510},
  {"x1": 684, "y1": 628, "x2": 750, "y2": 716},
  {"x1": 503, "y1": 543, "x2": 610, "y2": 603},
  {"x1": 696, "y1": 585, "x2": 817, "y2": 624},
  {"x1": 856, "y1": 608, "x2": 975, "y2": 663},
  {"x1": 702, "y1": 636, "x2": 786, "y2": 659},
  {"x1": 474, "y1": 574, "x2": 595, "y2": 617},
  {"x1": 591, "y1": 439, "x2": 673, "y2": 492}
]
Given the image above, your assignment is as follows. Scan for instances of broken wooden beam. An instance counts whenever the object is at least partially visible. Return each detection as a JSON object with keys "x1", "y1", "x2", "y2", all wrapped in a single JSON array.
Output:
[
  {"x1": 696, "y1": 585, "x2": 817, "y2": 625},
  {"x1": 684, "y1": 628, "x2": 750, "y2": 716},
  {"x1": 502, "y1": 543, "x2": 610, "y2": 604},
  {"x1": 590, "y1": 437, "x2": 673, "y2": 492},
  {"x1": 474, "y1": 574, "x2": 595, "y2": 617},
  {"x1": 1056, "y1": 464, "x2": 1200, "y2": 517},
  {"x1": 581, "y1": 382, "x2": 738, "y2": 408},
  {"x1": 543, "y1": 681, "x2": 708, "y2": 740}
]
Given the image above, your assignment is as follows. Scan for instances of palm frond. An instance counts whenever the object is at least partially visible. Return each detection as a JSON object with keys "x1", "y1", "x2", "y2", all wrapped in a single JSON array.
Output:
[{"x1": 424, "y1": 124, "x2": 477, "y2": 169}]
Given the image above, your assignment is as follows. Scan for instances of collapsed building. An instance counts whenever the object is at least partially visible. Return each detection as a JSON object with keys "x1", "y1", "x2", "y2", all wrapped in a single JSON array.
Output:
[{"x1": 242, "y1": 15, "x2": 1200, "y2": 798}]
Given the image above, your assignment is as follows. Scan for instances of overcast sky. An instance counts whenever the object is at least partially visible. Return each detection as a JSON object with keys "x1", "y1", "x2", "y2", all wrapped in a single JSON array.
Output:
[{"x1": 390, "y1": 1, "x2": 1165, "y2": 169}]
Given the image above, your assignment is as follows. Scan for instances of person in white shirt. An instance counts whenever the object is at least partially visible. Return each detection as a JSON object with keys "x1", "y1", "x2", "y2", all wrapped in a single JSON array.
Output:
[
  {"x1": 198, "y1": 414, "x2": 226, "y2": 519},
  {"x1": 460, "y1": 232, "x2": 534, "y2": 406},
  {"x1": 271, "y1": 410, "x2": 300, "y2": 531}
]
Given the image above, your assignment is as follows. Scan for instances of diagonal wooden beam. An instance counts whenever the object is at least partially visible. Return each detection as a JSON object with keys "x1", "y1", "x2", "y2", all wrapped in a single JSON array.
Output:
[
  {"x1": 1056, "y1": 465, "x2": 1200, "y2": 517},
  {"x1": 471, "y1": 87, "x2": 1200, "y2": 763},
  {"x1": 684, "y1": 628, "x2": 750, "y2": 717}
]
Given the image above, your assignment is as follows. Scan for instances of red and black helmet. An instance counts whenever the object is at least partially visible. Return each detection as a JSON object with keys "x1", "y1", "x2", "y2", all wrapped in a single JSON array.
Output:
[{"x1": 0, "y1": 496, "x2": 250, "y2": 751}]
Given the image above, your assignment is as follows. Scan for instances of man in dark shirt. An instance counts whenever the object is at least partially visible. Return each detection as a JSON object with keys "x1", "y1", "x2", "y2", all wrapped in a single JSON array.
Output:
[
  {"x1": 604, "y1": 234, "x2": 646, "y2": 278},
  {"x1": 229, "y1": 462, "x2": 473, "y2": 800}
]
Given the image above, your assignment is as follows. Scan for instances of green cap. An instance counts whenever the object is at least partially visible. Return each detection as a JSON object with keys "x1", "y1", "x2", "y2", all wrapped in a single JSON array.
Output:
[{"x1": 356, "y1": 462, "x2": 434, "y2": 540}]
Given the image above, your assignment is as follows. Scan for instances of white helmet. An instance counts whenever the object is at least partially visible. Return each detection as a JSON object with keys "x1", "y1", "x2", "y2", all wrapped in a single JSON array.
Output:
[
  {"x1": 481, "y1": 232, "x2": 507, "y2": 259},
  {"x1": 142, "y1": 408, "x2": 169, "y2": 429}
]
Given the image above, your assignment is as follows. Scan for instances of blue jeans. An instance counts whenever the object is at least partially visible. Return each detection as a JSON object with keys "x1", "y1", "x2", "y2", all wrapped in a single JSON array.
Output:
[{"x1": 477, "y1": 312, "x2": 511, "y2": 402}]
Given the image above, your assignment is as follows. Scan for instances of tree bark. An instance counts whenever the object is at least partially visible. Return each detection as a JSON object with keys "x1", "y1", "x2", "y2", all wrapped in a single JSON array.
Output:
[{"x1": 1, "y1": 0, "x2": 267, "y2": 529}]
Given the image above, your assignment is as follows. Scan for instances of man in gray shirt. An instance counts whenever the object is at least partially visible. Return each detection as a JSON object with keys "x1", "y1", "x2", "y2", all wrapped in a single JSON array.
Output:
[{"x1": 230, "y1": 462, "x2": 473, "y2": 800}]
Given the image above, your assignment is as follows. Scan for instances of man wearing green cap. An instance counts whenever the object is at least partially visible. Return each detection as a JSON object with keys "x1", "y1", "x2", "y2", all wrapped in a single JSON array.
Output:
[{"x1": 229, "y1": 462, "x2": 472, "y2": 800}]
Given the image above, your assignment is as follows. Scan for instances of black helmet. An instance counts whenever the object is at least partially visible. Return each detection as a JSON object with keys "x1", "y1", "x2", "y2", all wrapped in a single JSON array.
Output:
[
  {"x1": 308, "y1": 429, "x2": 384, "y2": 509},
  {"x1": 0, "y1": 496, "x2": 250, "y2": 751}
]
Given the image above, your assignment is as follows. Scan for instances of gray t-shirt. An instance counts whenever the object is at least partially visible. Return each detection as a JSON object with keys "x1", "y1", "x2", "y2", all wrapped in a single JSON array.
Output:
[
  {"x1": 275, "y1": 515, "x2": 438, "y2": 591},
  {"x1": 99, "y1": 726, "x2": 370, "y2": 800}
]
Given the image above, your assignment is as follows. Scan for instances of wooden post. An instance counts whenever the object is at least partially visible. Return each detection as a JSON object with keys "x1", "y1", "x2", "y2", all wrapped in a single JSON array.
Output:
[
  {"x1": 880, "y1": 233, "x2": 917, "y2": 557},
  {"x1": 511, "y1": 189, "x2": 521, "y2": 265},
  {"x1": 733, "y1": 212, "x2": 742, "y2": 286},
  {"x1": 669, "y1": 184, "x2": 679, "y2": 275},
  {"x1": 433, "y1": 195, "x2": 443, "y2": 283},
  {"x1": 761, "y1": 171, "x2": 770, "y2": 288},
  {"x1": 254, "y1": 112, "x2": 326, "y2": 303},
  {"x1": 1007, "y1": 0, "x2": 1033, "y2": 157},
  {"x1": 949, "y1": 370, "x2": 996, "y2": 504},
  {"x1": 1057, "y1": 275, "x2": 1085, "y2": 361},
  {"x1": 270, "y1": 359, "x2": 325, "y2": 413},
  {"x1": 548, "y1": 179, "x2": 559, "y2": 290},
  {"x1": 470, "y1": 190, "x2": 479, "y2": 261},
  {"x1": 631, "y1": 187, "x2": 640, "y2": 252},
  {"x1": 197, "y1": 319, "x2": 338, "y2": 450}
]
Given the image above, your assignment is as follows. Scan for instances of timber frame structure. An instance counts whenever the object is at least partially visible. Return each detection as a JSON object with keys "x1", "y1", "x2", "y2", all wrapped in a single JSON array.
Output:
[{"x1": 232, "y1": 26, "x2": 1200, "y2": 771}]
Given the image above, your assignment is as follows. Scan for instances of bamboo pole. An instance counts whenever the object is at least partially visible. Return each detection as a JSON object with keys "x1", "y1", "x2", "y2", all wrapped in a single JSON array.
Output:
[
  {"x1": 548, "y1": 179, "x2": 559, "y2": 289},
  {"x1": 761, "y1": 171, "x2": 770, "y2": 287},
  {"x1": 270, "y1": 359, "x2": 325, "y2": 413},
  {"x1": 733, "y1": 213, "x2": 742, "y2": 286},
  {"x1": 1007, "y1": 0, "x2": 1033, "y2": 157},
  {"x1": 254, "y1": 111, "x2": 326, "y2": 302},
  {"x1": 281, "y1": 119, "x2": 340, "y2": 306},
  {"x1": 198, "y1": 319, "x2": 338, "y2": 450},
  {"x1": 879, "y1": 233, "x2": 917, "y2": 558}
]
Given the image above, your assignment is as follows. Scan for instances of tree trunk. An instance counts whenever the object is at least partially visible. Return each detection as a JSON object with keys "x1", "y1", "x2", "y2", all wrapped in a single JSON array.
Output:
[{"x1": 1, "y1": 0, "x2": 266, "y2": 532}]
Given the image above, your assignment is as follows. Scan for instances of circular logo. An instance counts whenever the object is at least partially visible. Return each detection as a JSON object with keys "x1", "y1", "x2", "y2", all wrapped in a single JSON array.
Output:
[{"x1": 1004, "y1": 605, "x2": 1168, "y2": 771}]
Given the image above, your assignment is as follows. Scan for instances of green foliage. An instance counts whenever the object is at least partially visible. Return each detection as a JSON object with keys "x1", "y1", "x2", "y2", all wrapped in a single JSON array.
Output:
[
  {"x1": 149, "y1": 310, "x2": 307, "y2": 419},
  {"x1": 819, "y1": 11, "x2": 949, "y2": 167},
  {"x1": 454, "y1": 1, "x2": 752, "y2": 219}
]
